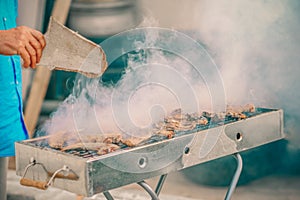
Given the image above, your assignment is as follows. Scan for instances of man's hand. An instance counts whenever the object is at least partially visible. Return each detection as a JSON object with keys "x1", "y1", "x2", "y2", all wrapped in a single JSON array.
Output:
[{"x1": 0, "y1": 26, "x2": 46, "y2": 68}]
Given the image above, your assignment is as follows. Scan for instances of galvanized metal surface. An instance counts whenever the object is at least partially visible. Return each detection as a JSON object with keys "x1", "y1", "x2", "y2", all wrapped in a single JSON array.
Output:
[{"x1": 16, "y1": 108, "x2": 284, "y2": 197}]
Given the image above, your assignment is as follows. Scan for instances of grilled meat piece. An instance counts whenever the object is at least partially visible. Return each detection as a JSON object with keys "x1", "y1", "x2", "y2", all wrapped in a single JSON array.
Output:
[
  {"x1": 226, "y1": 103, "x2": 256, "y2": 114},
  {"x1": 121, "y1": 136, "x2": 150, "y2": 147},
  {"x1": 81, "y1": 134, "x2": 122, "y2": 144},
  {"x1": 156, "y1": 130, "x2": 175, "y2": 139},
  {"x1": 48, "y1": 131, "x2": 75, "y2": 149},
  {"x1": 226, "y1": 104, "x2": 255, "y2": 120},
  {"x1": 226, "y1": 112, "x2": 247, "y2": 119},
  {"x1": 97, "y1": 144, "x2": 120, "y2": 155},
  {"x1": 198, "y1": 116, "x2": 209, "y2": 125}
]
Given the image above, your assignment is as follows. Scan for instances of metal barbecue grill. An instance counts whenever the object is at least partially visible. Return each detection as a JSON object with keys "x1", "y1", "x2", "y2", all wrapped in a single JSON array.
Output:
[{"x1": 15, "y1": 108, "x2": 284, "y2": 199}]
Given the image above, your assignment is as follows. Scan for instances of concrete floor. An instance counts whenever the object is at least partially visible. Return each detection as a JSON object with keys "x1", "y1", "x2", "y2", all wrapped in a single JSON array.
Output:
[{"x1": 6, "y1": 169, "x2": 300, "y2": 200}]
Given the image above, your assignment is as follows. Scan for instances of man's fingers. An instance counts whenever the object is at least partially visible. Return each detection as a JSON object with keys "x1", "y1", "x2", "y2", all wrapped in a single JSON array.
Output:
[
  {"x1": 30, "y1": 30, "x2": 45, "y2": 63},
  {"x1": 25, "y1": 44, "x2": 37, "y2": 68},
  {"x1": 18, "y1": 47, "x2": 31, "y2": 68},
  {"x1": 28, "y1": 36, "x2": 42, "y2": 63},
  {"x1": 30, "y1": 29, "x2": 46, "y2": 49},
  {"x1": 1, "y1": 26, "x2": 46, "y2": 65}
]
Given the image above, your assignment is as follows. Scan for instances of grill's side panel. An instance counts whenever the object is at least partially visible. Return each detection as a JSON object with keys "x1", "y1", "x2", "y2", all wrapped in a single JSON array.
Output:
[
  {"x1": 86, "y1": 137, "x2": 191, "y2": 195},
  {"x1": 181, "y1": 109, "x2": 284, "y2": 168},
  {"x1": 225, "y1": 109, "x2": 284, "y2": 150},
  {"x1": 84, "y1": 109, "x2": 284, "y2": 195},
  {"x1": 15, "y1": 143, "x2": 89, "y2": 196}
]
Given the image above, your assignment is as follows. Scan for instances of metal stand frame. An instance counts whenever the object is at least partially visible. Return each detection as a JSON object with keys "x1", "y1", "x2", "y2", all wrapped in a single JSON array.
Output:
[
  {"x1": 103, "y1": 174, "x2": 168, "y2": 200},
  {"x1": 225, "y1": 153, "x2": 243, "y2": 200},
  {"x1": 103, "y1": 191, "x2": 114, "y2": 200},
  {"x1": 102, "y1": 153, "x2": 242, "y2": 200},
  {"x1": 137, "y1": 181, "x2": 160, "y2": 200}
]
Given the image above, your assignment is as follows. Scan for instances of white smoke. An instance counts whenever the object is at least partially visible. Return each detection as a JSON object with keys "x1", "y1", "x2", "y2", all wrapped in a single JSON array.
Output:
[
  {"x1": 40, "y1": 28, "x2": 217, "y2": 139},
  {"x1": 186, "y1": 0, "x2": 300, "y2": 149},
  {"x1": 40, "y1": 0, "x2": 300, "y2": 152}
]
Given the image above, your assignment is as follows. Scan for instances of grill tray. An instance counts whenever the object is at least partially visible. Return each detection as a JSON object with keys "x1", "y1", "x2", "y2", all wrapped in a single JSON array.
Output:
[{"x1": 16, "y1": 108, "x2": 284, "y2": 196}]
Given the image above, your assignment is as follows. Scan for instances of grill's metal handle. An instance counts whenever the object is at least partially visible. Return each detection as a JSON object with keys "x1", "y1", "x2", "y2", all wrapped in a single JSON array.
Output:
[
  {"x1": 20, "y1": 178, "x2": 48, "y2": 190},
  {"x1": 47, "y1": 171, "x2": 78, "y2": 180},
  {"x1": 20, "y1": 158, "x2": 79, "y2": 190}
]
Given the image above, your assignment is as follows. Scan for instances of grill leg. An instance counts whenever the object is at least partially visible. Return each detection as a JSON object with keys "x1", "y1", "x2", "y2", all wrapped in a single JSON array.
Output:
[
  {"x1": 102, "y1": 174, "x2": 167, "y2": 200},
  {"x1": 224, "y1": 153, "x2": 243, "y2": 200},
  {"x1": 155, "y1": 174, "x2": 168, "y2": 196},
  {"x1": 137, "y1": 181, "x2": 160, "y2": 200},
  {"x1": 103, "y1": 191, "x2": 114, "y2": 200}
]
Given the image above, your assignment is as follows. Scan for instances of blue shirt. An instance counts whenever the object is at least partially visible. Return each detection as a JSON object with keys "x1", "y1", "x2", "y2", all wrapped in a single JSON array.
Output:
[{"x1": 0, "y1": 0, "x2": 28, "y2": 157}]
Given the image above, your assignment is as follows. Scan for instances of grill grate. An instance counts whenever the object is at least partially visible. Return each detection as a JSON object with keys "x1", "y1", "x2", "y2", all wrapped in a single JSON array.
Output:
[
  {"x1": 65, "y1": 149, "x2": 98, "y2": 158},
  {"x1": 27, "y1": 108, "x2": 278, "y2": 158}
]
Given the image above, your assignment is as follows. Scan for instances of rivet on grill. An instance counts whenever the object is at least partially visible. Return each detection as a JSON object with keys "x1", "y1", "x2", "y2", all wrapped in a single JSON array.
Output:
[
  {"x1": 184, "y1": 147, "x2": 190, "y2": 154},
  {"x1": 236, "y1": 132, "x2": 243, "y2": 141},
  {"x1": 29, "y1": 157, "x2": 36, "y2": 164},
  {"x1": 138, "y1": 157, "x2": 147, "y2": 168}
]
